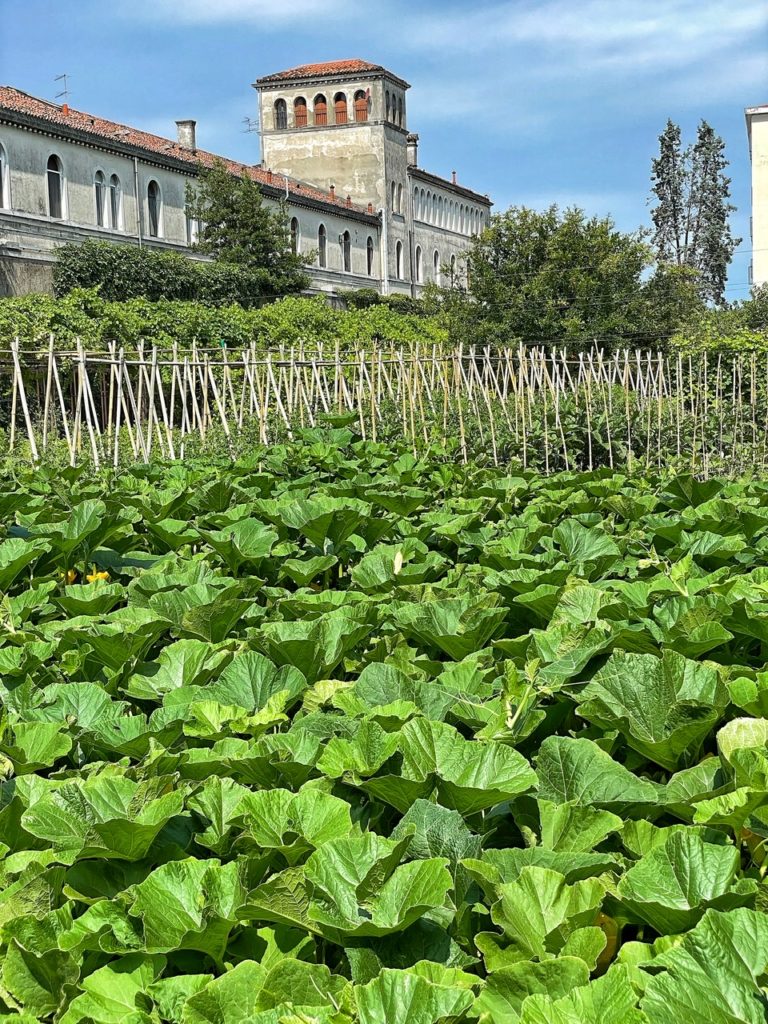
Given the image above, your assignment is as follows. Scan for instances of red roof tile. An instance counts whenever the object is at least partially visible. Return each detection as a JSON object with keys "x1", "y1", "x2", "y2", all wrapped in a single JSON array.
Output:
[
  {"x1": 256, "y1": 59, "x2": 390, "y2": 84},
  {"x1": 0, "y1": 86, "x2": 378, "y2": 219}
]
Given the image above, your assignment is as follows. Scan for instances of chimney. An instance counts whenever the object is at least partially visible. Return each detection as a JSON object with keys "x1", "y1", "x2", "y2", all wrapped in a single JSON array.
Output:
[
  {"x1": 175, "y1": 119, "x2": 197, "y2": 150},
  {"x1": 330, "y1": 184, "x2": 336, "y2": 200},
  {"x1": 267, "y1": 168, "x2": 273, "y2": 184},
  {"x1": 406, "y1": 132, "x2": 419, "y2": 168},
  {"x1": 452, "y1": 170, "x2": 457, "y2": 185},
  {"x1": 61, "y1": 103, "x2": 70, "y2": 116},
  {"x1": 367, "y1": 202, "x2": 374, "y2": 214},
  {"x1": 346, "y1": 194, "x2": 352, "y2": 208}
]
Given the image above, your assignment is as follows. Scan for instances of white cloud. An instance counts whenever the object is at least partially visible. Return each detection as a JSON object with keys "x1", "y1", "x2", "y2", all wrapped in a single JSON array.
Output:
[
  {"x1": 130, "y1": 0, "x2": 345, "y2": 25},
  {"x1": 406, "y1": 0, "x2": 766, "y2": 68}
]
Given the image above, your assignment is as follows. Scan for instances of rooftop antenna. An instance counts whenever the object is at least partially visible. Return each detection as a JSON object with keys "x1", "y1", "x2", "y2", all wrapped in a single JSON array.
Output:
[
  {"x1": 242, "y1": 116, "x2": 260, "y2": 135},
  {"x1": 54, "y1": 73, "x2": 70, "y2": 106}
]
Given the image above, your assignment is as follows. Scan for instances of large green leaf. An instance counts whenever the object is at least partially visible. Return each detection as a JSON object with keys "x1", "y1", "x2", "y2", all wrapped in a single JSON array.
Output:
[
  {"x1": 21, "y1": 776, "x2": 184, "y2": 860},
  {"x1": 355, "y1": 968, "x2": 475, "y2": 1024},
  {"x1": 617, "y1": 831, "x2": 757, "y2": 935},
  {"x1": 577, "y1": 650, "x2": 727, "y2": 770},
  {"x1": 641, "y1": 908, "x2": 768, "y2": 1024},
  {"x1": 536, "y1": 736, "x2": 659, "y2": 808}
]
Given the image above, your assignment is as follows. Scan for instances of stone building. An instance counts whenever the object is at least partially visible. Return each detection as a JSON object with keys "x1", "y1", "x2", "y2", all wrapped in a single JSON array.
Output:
[
  {"x1": 0, "y1": 59, "x2": 492, "y2": 298},
  {"x1": 746, "y1": 103, "x2": 768, "y2": 288}
]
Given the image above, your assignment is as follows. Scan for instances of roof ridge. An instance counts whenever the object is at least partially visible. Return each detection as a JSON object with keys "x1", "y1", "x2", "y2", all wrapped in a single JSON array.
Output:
[{"x1": 0, "y1": 85, "x2": 377, "y2": 217}]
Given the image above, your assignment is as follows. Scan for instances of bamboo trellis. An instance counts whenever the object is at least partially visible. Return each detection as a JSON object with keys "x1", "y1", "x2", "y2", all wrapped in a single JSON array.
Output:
[{"x1": 2, "y1": 338, "x2": 767, "y2": 476}]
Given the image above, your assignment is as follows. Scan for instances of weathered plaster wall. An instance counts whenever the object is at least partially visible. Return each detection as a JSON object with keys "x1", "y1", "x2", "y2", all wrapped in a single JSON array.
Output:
[{"x1": 750, "y1": 110, "x2": 768, "y2": 287}]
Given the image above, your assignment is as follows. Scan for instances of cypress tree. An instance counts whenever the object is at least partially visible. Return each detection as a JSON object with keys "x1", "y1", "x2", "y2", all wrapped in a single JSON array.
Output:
[{"x1": 650, "y1": 120, "x2": 740, "y2": 304}]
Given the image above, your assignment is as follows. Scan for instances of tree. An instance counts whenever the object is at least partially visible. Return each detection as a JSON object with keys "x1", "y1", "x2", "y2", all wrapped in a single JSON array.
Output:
[
  {"x1": 650, "y1": 120, "x2": 740, "y2": 305},
  {"x1": 429, "y1": 205, "x2": 698, "y2": 349},
  {"x1": 185, "y1": 159, "x2": 309, "y2": 298}
]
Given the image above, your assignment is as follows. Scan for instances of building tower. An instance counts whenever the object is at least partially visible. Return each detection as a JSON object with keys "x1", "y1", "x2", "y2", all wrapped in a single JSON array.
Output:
[{"x1": 254, "y1": 59, "x2": 412, "y2": 288}]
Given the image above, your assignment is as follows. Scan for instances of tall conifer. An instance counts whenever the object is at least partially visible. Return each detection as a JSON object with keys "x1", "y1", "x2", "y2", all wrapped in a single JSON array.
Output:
[{"x1": 650, "y1": 120, "x2": 739, "y2": 305}]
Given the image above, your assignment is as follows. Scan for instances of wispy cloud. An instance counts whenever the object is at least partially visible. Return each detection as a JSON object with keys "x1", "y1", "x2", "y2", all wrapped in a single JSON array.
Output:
[
  {"x1": 129, "y1": 0, "x2": 346, "y2": 25},
  {"x1": 406, "y1": 0, "x2": 766, "y2": 67}
]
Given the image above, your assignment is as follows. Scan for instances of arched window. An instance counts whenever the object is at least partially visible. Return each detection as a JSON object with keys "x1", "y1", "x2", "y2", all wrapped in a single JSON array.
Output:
[
  {"x1": 314, "y1": 94, "x2": 328, "y2": 125},
  {"x1": 450, "y1": 254, "x2": 457, "y2": 284},
  {"x1": 438, "y1": 196, "x2": 443, "y2": 227},
  {"x1": 94, "y1": 170, "x2": 106, "y2": 227},
  {"x1": 341, "y1": 230, "x2": 351, "y2": 272},
  {"x1": 0, "y1": 143, "x2": 9, "y2": 209},
  {"x1": 294, "y1": 97, "x2": 308, "y2": 127},
  {"x1": 47, "y1": 154, "x2": 63, "y2": 219},
  {"x1": 415, "y1": 245, "x2": 422, "y2": 283},
  {"x1": 109, "y1": 174, "x2": 122, "y2": 229},
  {"x1": 367, "y1": 236, "x2": 374, "y2": 276},
  {"x1": 385, "y1": 91, "x2": 391, "y2": 121},
  {"x1": 432, "y1": 194, "x2": 438, "y2": 223},
  {"x1": 354, "y1": 90, "x2": 368, "y2": 122},
  {"x1": 397, "y1": 97, "x2": 403, "y2": 126},
  {"x1": 391, "y1": 181, "x2": 397, "y2": 211},
  {"x1": 395, "y1": 240, "x2": 403, "y2": 280},
  {"x1": 433, "y1": 250, "x2": 441, "y2": 284},
  {"x1": 397, "y1": 183, "x2": 403, "y2": 215},
  {"x1": 274, "y1": 99, "x2": 288, "y2": 130},
  {"x1": 290, "y1": 217, "x2": 299, "y2": 255},
  {"x1": 147, "y1": 179, "x2": 161, "y2": 237},
  {"x1": 318, "y1": 224, "x2": 327, "y2": 268},
  {"x1": 334, "y1": 93, "x2": 348, "y2": 124}
]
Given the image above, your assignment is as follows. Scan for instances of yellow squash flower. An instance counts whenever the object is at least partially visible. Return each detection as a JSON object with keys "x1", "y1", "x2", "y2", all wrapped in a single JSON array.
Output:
[{"x1": 86, "y1": 567, "x2": 110, "y2": 583}]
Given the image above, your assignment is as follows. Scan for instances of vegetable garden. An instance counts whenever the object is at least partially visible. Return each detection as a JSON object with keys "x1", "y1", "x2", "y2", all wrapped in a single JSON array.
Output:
[
  {"x1": 2, "y1": 435, "x2": 768, "y2": 1022},
  {"x1": 5, "y1": 342, "x2": 768, "y2": 476}
]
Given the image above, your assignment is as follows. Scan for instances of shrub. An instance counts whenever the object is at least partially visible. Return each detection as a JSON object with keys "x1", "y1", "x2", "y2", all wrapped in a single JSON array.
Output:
[{"x1": 52, "y1": 241, "x2": 305, "y2": 307}]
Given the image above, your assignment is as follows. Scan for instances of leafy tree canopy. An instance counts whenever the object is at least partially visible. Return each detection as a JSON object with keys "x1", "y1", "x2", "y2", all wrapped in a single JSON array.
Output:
[
  {"x1": 186, "y1": 159, "x2": 309, "y2": 298},
  {"x1": 426, "y1": 205, "x2": 703, "y2": 349}
]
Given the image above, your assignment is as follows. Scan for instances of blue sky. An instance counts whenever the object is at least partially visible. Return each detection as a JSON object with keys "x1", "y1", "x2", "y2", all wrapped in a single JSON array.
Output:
[{"x1": 2, "y1": 0, "x2": 766, "y2": 298}]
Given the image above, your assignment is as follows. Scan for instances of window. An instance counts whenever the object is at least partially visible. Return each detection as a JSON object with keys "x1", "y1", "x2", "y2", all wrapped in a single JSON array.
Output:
[
  {"x1": 397, "y1": 183, "x2": 403, "y2": 215},
  {"x1": 314, "y1": 94, "x2": 328, "y2": 125},
  {"x1": 94, "y1": 170, "x2": 106, "y2": 227},
  {"x1": 450, "y1": 254, "x2": 457, "y2": 283},
  {"x1": 318, "y1": 224, "x2": 327, "y2": 268},
  {"x1": 334, "y1": 93, "x2": 348, "y2": 124},
  {"x1": 415, "y1": 245, "x2": 422, "y2": 283},
  {"x1": 186, "y1": 212, "x2": 200, "y2": 245},
  {"x1": 367, "y1": 236, "x2": 374, "y2": 276},
  {"x1": 354, "y1": 90, "x2": 368, "y2": 122},
  {"x1": 0, "y1": 143, "x2": 8, "y2": 209},
  {"x1": 385, "y1": 91, "x2": 391, "y2": 121},
  {"x1": 294, "y1": 97, "x2": 308, "y2": 128},
  {"x1": 109, "y1": 174, "x2": 122, "y2": 229},
  {"x1": 290, "y1": 217, "x2": 299, "y2": 255},
  {"x1": 341, "y1": 230, "x2": 351, "y2": 272},
  {"x1": 397, "y1": 97, "x2": 403, "y2": 126},
  {"x1": 395, "y1": 240, "x2": 403, "y2": 280},
  {"x1": 432, "y1": 194, "x2": 437, "y2": 223},
  {"x1": 274, "y1": 99, "x2": 288, "y2": 130},
  {"x1": 433, "y1": 250, "x2": 441, "y2": 284},
  {"x1": 147, "y1": 179, "x2": 161, "y2": 237},
  {"x1": 391, "y1": 181, "x2": 397, "y2": 211},
  {"x1": 47, "y1": 154, "x2": 63, "y2": 219}
]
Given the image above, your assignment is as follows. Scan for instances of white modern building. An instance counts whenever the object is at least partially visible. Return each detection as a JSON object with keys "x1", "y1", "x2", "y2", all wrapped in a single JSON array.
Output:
[
  {"x1": 0, "y1": 59, "x2": 492, "y2": 299},
  {"x1": 746, "y1": 103, "x2": 768, "y2": 288}
]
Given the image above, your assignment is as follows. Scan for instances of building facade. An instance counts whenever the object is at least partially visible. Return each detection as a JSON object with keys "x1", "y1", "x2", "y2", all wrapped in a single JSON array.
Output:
[
  {"x1": 746, "y1": 104, "x2": 768, "y2": 288},
  {"x1": 0, "y1": 59, "x2": 492, "y2": 299}
]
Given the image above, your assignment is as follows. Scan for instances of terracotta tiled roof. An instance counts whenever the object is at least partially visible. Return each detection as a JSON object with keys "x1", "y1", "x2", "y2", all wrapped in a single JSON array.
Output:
[
  {"x1": 0, "y1": 86, "x2": 378, "y2": 220},
  {"x1": 256, "y1": 59, "x2": 389, "y2": 84}
]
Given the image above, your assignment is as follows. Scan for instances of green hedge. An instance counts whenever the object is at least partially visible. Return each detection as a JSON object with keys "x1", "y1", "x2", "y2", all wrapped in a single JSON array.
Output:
[
  {"x1": 52, "y1": 240, "x2": 308, "y2": 307},
  {"x1": 0, "y1": 290, "x2": 449, "y2": 351}
]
